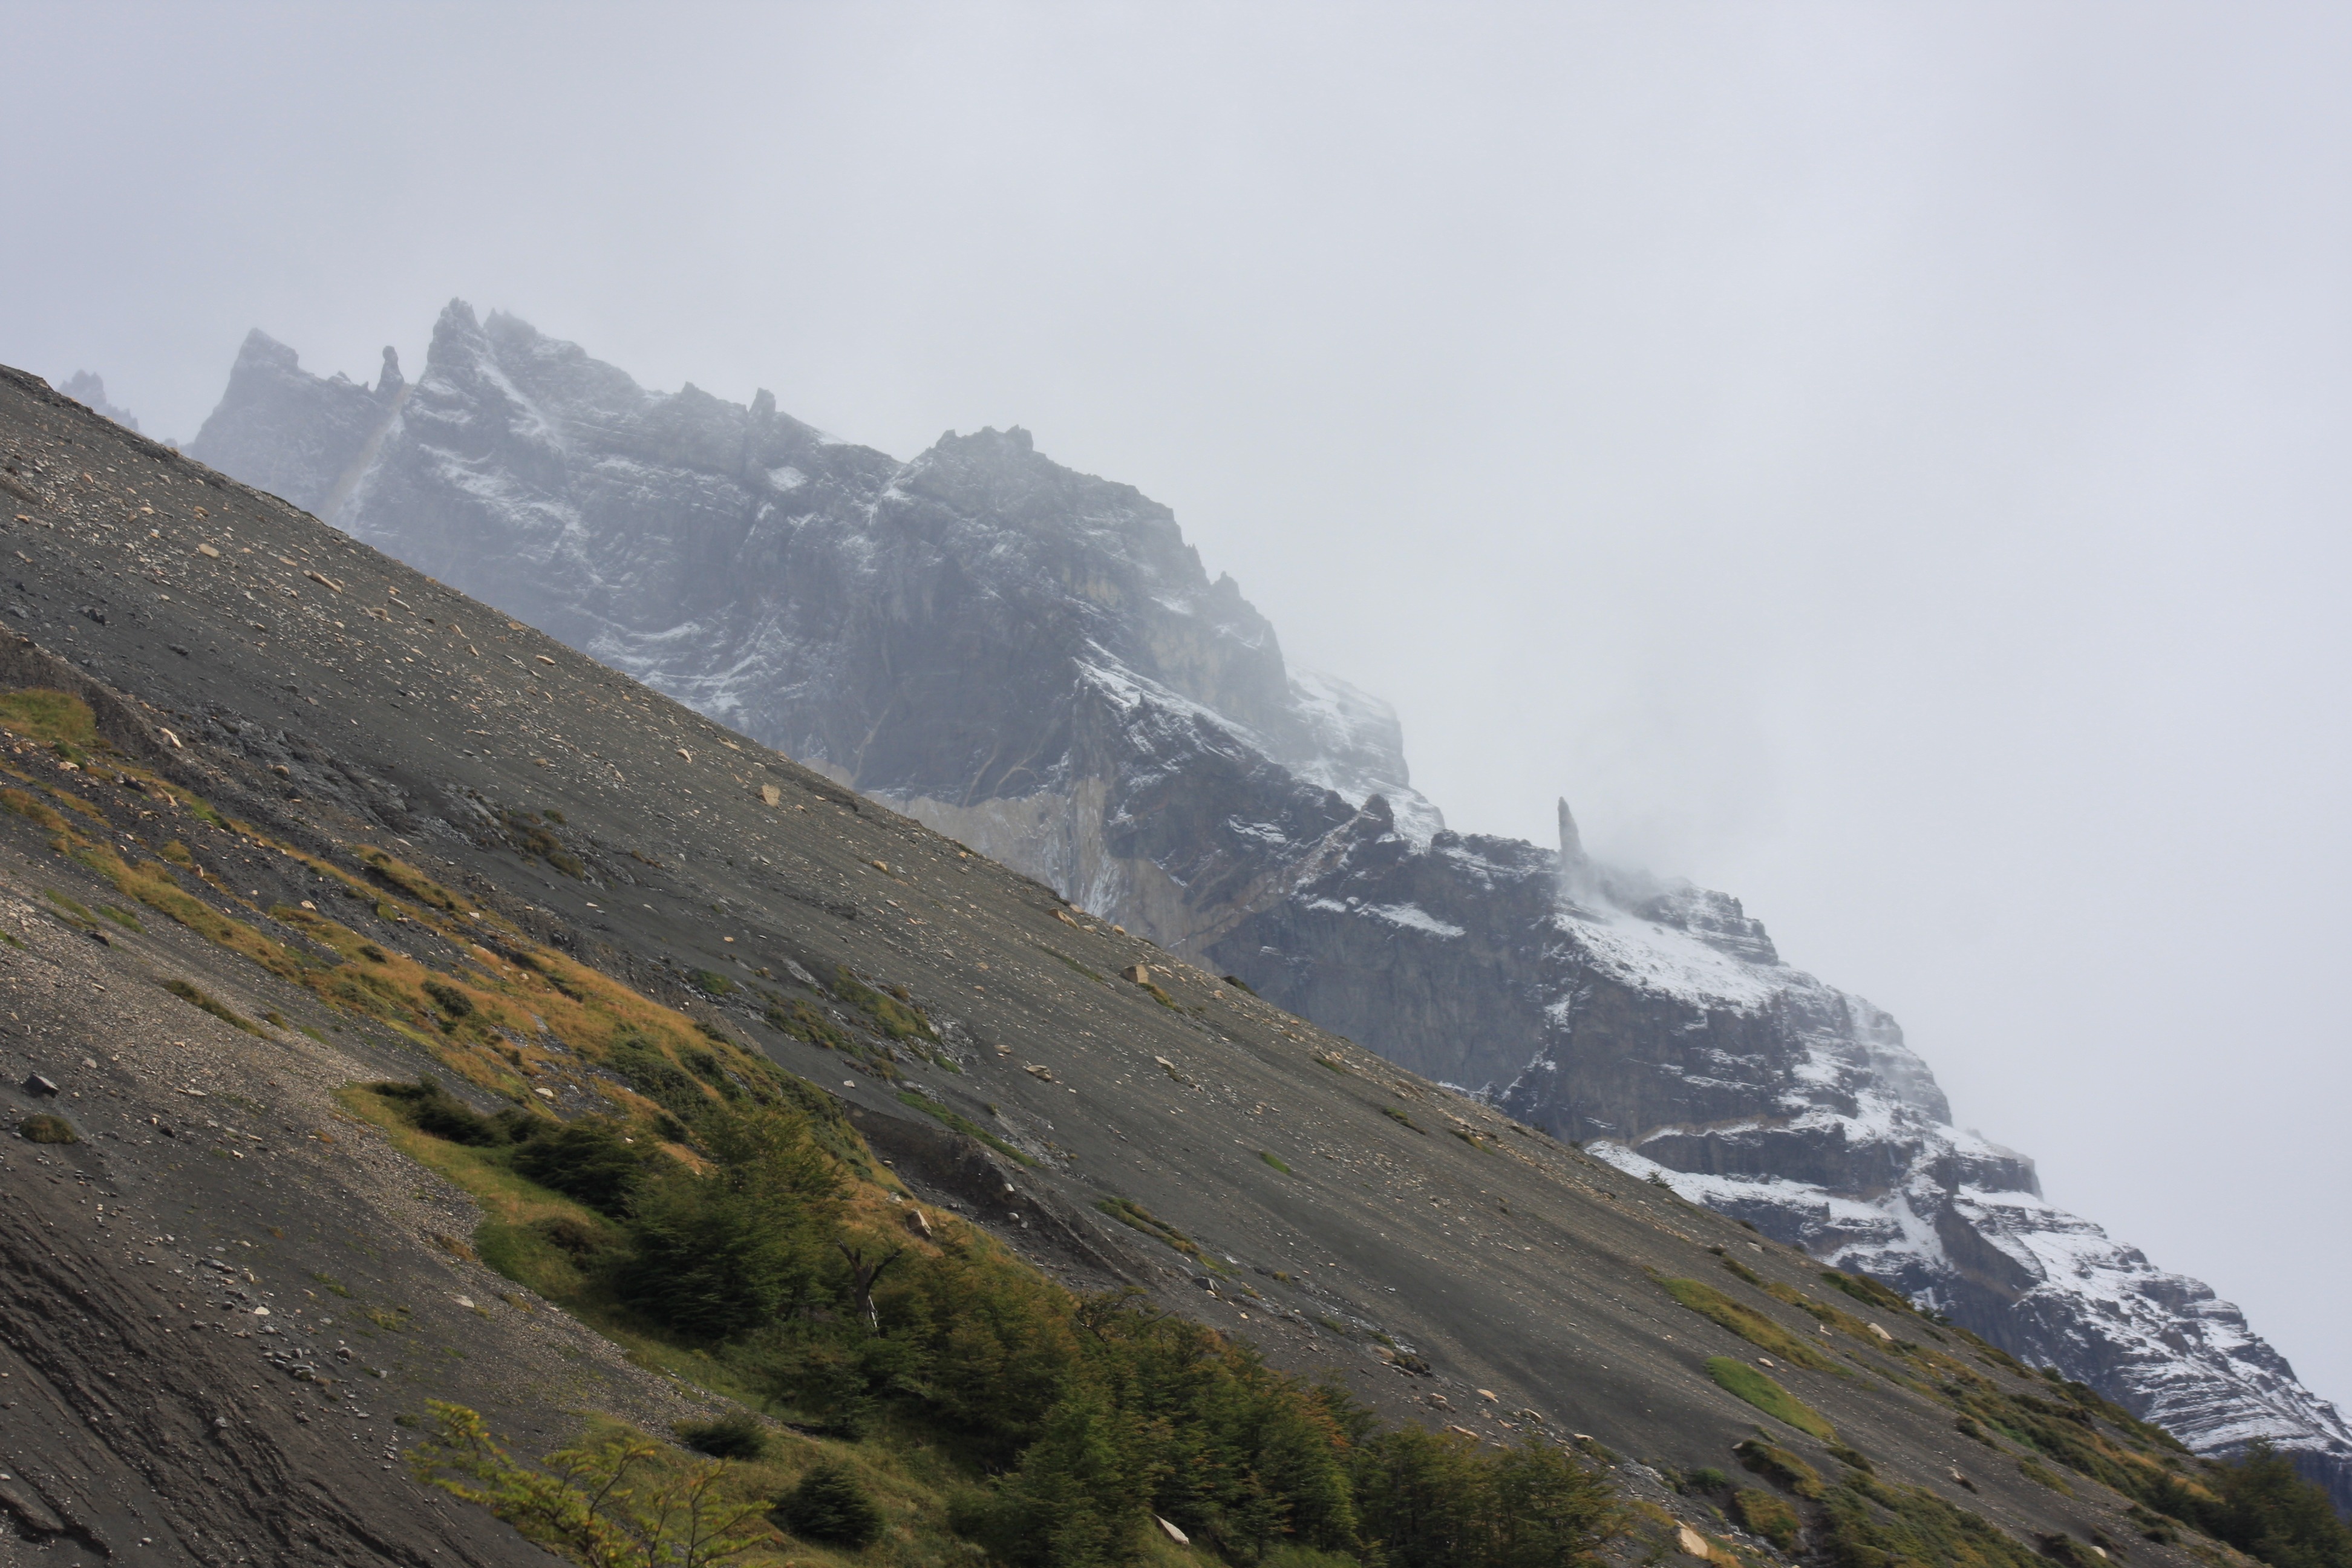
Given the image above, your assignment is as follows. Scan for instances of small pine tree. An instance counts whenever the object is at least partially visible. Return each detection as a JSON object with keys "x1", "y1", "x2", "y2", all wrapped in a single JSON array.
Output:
[{"x1": 777, "y1": 1460, "x2": 884, "y2": 1549}]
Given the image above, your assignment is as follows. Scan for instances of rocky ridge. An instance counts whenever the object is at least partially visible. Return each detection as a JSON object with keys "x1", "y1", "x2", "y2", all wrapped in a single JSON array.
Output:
[{"x1": 186, "y1": 303, "x2": 2352, "y2": 1509}]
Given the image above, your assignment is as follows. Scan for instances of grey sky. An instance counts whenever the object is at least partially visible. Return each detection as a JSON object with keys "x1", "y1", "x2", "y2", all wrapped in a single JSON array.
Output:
[{"x1": 7, "y1": 3, "x2": 2349, "y2": 1408}]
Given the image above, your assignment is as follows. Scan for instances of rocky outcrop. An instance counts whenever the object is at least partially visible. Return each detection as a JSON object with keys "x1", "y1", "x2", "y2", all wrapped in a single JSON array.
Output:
[
  {"x1": 188, "y1": 331, "x2": 403, "y2": 513},
  {"x1": 186, "y1": 302, "x2": 2352, "y2": 1508}
]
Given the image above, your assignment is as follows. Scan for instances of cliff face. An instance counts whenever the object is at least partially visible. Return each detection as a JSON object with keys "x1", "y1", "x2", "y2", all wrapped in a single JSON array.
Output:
[
  {"x1": 186, "y1": 302, "x2": 2352, "y2": 1508},
  {"x1": 1205, "y1": 807, "x2": 2352, "y2": 1508}
]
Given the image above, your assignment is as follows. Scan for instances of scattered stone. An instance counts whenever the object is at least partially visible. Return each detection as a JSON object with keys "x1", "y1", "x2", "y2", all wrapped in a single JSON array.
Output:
[
  {"x1": 1156, "y1": 1517, "x2": 1189, "y2": 1546},
  {"x1": 21, "y1": 1073, "x2": 59, "y2": 1097},
  {"x1": 1121, "y1": 963, "x2": 1151, "y2": 984}
]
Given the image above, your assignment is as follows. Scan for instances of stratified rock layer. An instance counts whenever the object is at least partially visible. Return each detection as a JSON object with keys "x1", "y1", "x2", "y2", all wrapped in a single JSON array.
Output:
[{"x1": 185, "y1": 302, "x2": 2352, "y2": 1509}]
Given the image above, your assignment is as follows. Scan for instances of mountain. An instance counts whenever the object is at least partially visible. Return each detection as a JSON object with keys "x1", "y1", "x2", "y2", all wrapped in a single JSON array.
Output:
[
  {"x1": 17, "y1": 359, "x2": 2319, "y2": 1564},
  {"x1": 183, "y1": 303, "x2": 2351, "y2": 1514},
  {"x1": 56, "y1": 370, "x2": 139, "y2": 433}
]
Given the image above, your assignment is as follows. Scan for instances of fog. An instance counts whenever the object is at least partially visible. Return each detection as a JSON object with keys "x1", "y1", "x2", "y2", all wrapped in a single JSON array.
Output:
[{"x1": 7, "y1": 4, "x2": 2348, "y2": 1409}]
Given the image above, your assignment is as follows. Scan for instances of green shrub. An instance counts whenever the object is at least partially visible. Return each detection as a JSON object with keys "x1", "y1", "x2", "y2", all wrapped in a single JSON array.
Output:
[
  {"x1": 370, "y1": 1077, "x2": 527, "y2": 1148},
  {"x1": 616, "y1": 1105, "x2": 842, "y2": 1340},
  {"x1": 675, "y1": 1410, "x2": 767, "y2": 1460},
  {"x1": 606, "y1": 1035, "x2": 709, "y2": 1124},
  {"x1": 421, "y1": 979, "x2": 474, "y2": 1019},
  {"x1": 18, "y1": 1113, "x2": 78, "y2": 1145},
  {"x1": 512, "y1": 1119, "x2": 649, "y2": 1217},
  {"x1": 776, "y1": 1459, "x2": 883, "y2": 1548}
]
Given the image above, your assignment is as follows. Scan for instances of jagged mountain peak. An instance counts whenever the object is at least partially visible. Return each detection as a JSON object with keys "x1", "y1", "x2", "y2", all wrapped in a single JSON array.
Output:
[
  {"x1": 55, "y1": 369, "x2": 139, "y2": 432},
  {"x1": 182, "y1": 310, "x2": 2352, "y2": 1511}
]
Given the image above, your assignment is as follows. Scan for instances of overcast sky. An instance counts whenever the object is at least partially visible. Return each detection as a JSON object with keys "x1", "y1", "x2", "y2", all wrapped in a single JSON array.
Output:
[{"x1": 7, "y1": 2, "x2": 2349, "y2": 1410}]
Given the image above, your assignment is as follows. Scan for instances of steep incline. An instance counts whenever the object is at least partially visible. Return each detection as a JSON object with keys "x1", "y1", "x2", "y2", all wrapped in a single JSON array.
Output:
[
  {"x1": 9, "y1": 360, "x2": 2287, "y2": 1564},
  {"x1": 180, "y1": 306, "x2": 2352, "y2": 1510}
]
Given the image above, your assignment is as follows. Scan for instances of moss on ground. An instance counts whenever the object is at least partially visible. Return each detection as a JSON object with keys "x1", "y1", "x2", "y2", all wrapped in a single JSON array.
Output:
[
  {"x1": 1705, "y1": 1358, "x2": 1834, "y2": 1440},
  {"x1": 1662, "y1": 1276, "x2": 1845, "y2": 1374}
]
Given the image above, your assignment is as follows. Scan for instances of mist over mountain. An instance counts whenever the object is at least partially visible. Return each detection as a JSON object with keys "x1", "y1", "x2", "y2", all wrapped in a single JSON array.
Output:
[{"x1": 187, "y1": 301, "x2": 2352, "y2": 1510}]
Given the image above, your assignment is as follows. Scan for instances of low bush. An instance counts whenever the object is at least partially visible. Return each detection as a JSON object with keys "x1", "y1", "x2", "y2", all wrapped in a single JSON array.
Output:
[
  {"x1": 676, "y1": 1411, "x2": 768, "y2": 1462},
  {"x1": 394, "y1": 1093, "x2": 1623, "y2": 1568},
  {"x1": 775, "y1": 1459, "x2": 883, "y2": 1548},
  {"x1": 512, "y1": 1119, "x2": 648, "y2": 1216},
  {"x1": 370, "y1": 1077, "x2": 530, "y2": 1148},
  {"x1": 18, "y1": 1113, "x2": 77, "y2": 1144}
]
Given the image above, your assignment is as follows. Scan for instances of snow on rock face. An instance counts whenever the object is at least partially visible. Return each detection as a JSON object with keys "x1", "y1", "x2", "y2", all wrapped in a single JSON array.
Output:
[
  {"x1": 1280, "y1": 667, "x2": 1445, "y2": 846},
  {"x1": 1207, "y1": 808, "x2": 2352, "y2": 1500},
  {"x1": 192, "y1": 304, "x2": 2352, "y2": 1506},
  {"x1": 188, "y1": 302, "x2": 1376, "y2": 955}
]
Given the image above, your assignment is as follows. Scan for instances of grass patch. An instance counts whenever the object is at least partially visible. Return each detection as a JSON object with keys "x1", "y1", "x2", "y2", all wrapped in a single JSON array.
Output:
[
  {"x1": 162, "y1": 977, "x2": 265, "y2": 1036},
  {"x1": 1096, "y1": 1195, "x2": 1224, "y2": 1272},
  {"x1": 1, "y1": 789, "x2": 69, "y2": 834},
  {"x1": 1661, "y1": 1276, "x2": 1845, "y2": 1373},
  {"x1": 1037, "y1": 945, "x2": 1106, "y2": 985},
  {"x1": 834, "y1": 966, "x2": 933, "y2": 1040},
  {"x1": 1732, "y1": 1488, "x2": 1800, "y2": 1550},
  {"x1": 1820, "y1": 1472, "x2": 2042, "y2": 1567},
  {"x1": 765, "y1": 995, "x2": 854, "y2": 1051},
  {"x1": 1380, "y1": 1105, "x2": 1423, "y2": 1133},
  {"x1": 43, "y1": 887, "x2": 96, "y2": 928},
  {"x1": 0, "y1": 689, "x2": 98, "y2": 750},
  {"x1": 1259, "y1": 1150, "x2": 1293, "y2": 1174},
  {"x1": 1734, "y1": 1436, "x2": 1824, "y2": 1499},
  {"x1": 2019, "y1": 1456, "x2": 2076, "y2": 1496},
  {"x1": 893, "y1": 1090, "x2": 1035, "y2": 1166},
  {"x1": 1705, "y1": 1357, "x2": 1834, "y2": 1440},
  {"x1": 1819, "y1": 1268, "x2": 1915, "y2": 1316}
]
